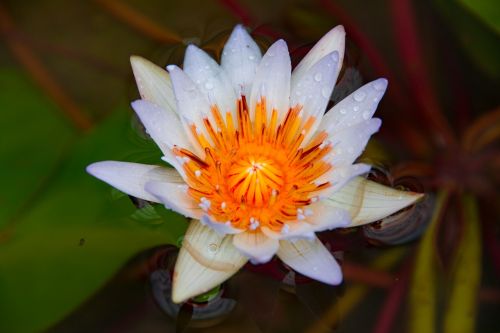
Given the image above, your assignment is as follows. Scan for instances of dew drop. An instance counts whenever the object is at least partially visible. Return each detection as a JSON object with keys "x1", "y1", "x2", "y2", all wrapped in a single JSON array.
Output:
[
  {"x1": 314, "y1": 73, "x2": 322, "y2": 82},
  {"x1": 205, "y1": 81, "x2": 214, "y2": 90},
  {"x1": 362, "y1": 111, "x2": 371, "y2": 120},
  {"x1": 340, "y1": 108, "x2": 347, "y2": 114},
  {"x1": 353, "y1": 90, "x2": 366, "y2": 102},
  {"x1": 208, "y1": 243, "x2": 218, "y2": 253},
  {"x1": 249, "y1": 54, "x2": 255, "y2": 60},
  {"x1": 353, "y1": 106, "x2": 360, "y2": 112},
  {"x1": 321, "y1": 87, "x2": 331, "y2": 98}
]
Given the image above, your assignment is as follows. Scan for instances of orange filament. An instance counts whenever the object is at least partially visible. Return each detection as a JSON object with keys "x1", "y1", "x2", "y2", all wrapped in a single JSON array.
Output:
[{"x1": 173, "y1": 96, "x2": 332, "y2": 232}]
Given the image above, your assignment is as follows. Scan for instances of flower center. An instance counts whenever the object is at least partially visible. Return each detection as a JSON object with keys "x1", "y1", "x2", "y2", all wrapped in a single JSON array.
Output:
[
  {"x1": 227, "y1": 154, "x2": 284, "y2": 207},
  {"x1": 173, "y1": 97, "x2": 332, "y2": 232}
]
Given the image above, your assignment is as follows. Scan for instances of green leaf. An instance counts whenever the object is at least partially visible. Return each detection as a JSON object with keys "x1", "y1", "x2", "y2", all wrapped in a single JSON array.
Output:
[
  {"x1": 457, "y1": 0, "x2": 500, "y2": 35},
  {"x1": 0, "y1": 69, "x2": 187, "y2": 333},
  {"x1": 409, "y1": 190, "x2": 450, "y2": 333},
  {"x1": 443, "y1": 194, "x2": 481, "y2": 333},
  {"x1": 434, "y1": 0, "x2": 500, "y2": 78},
  {"x1": 0, "y1": 69, "x2": 77, "y2": 226}
]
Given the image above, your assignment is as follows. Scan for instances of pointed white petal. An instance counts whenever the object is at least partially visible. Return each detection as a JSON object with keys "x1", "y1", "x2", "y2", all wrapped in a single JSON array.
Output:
[
  {"x1": 183, "y1": 45, "x2": 236, "y2": 116},
  {"x1": 131, "y1": 99, "x2": 192, "y2": 155},
  {"x1": 249, "y1": 39, "x2": 291, "y2": 121},
  {"x1": 292, "y1": 25, "x2": 345, "y2": 88},
  {"x1": 87, "y1": 161, "x2": 182, "y2": 202},
  {"x1": 172, "y1": 220, "x2": 248, "y2": 303},
  {"x1": 144, "y1": 181, "x2": 202, "y2": 219},
  {"x1": 166, "y1": 65, "x2": 213, "y2": 152},
  {"x1": 316, "y1": 163, "x2": 372, "y2": 198},
  {"x1": 232, "y1": 231, "x2": 279, "y2": 263},
  {"x1": 291, "y1": 51, "x2": 339, "y2": 118},
  {"x1": 200, "y1": 215, "x2": 244, "y2": 236},
  {"x1": 290, "y1": 51, "x2": 340, "y2": 144},
  {"x1": 277, "y1": 236, "x2": 342, "y2": 285},
  {"x1": 221, "y1": 25, "x2": 262, "y2": 97},
  {"x1": 305, "y1": 202, "x2": 351, "y2": 232},
  {"x1": 130, "y1": 56, "x2": 176, "y2": 113},
  {"x1": 326, "y1": 176, "x2": 424, "y2": 227},
  {"x1": 325, "y1": 118, "x2": 382, "y2": 168},
  {"x1": 319, "y1": 78, "x2": 388, "y2": 134}
]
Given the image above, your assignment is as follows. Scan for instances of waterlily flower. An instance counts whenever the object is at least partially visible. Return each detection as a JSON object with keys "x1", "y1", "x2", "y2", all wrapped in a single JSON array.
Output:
[{"x1": 87, "y1": 25, "x2": 423, "y2": 303}]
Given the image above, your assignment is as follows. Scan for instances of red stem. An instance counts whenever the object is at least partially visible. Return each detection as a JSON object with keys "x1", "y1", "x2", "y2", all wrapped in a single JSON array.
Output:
[
  {"x1": 372, "y1": 259, "x2": 412, "y2": 333},
  {"x1": 316, "y1": 0, "x2": 430, "y2": 157},
  {"x1": 388, "y1": 0, "x2": 456, "y2": 147}
]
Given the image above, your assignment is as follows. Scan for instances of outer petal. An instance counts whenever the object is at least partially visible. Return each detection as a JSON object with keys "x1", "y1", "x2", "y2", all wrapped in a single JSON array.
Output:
[
  {"x1": 200, "y1": 215, "x2": 244, "y2": 236},
  {"x1": 249, "y1": 39, "x2": 291, "y2": 121},
  {"x1": 221, "y1": 25, "x2": 262, "y2": 97},
  {"x1": 277, "y1": 236, "x2": 342, "y2": 285},
  {"x1": 131, "y1": 99, "x2": 193, "y2": 156},
  {"x1": 319, "y1": 78, "x2": 388, "y2": 134},
  {"x1": 183, "y1": 45, "x2": 236, "y2": 117},
  {"x1": 291, "y1": 25, "x2": 345, "y2": 88},
  {"x1": 232, "y1": 231, "x2": 279, "y2": 263},
  {"x1": 130, "y1": 55, "x2": 177, "y2": 113},
  {"x1": 326, "y1": 176, "x2": 424, "y2": 227},
  {"x1": 86, "y1": 161, "x2": 182, "y2": 203},
  {"x1": 315, "y1": 163, "x2": 372, "y2": 198},
  {"x1": 305, "y1": 202, "x2": 351, "y2": 232},
  {"x1": 172, "y1": 220, "x2": 248, "y2": 303},
  {"x1": 144, "y1": 181, "x2": 202, "y2": 219}
]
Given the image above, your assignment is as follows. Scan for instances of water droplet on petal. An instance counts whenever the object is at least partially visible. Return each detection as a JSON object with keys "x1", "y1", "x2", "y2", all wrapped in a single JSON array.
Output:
[
  {"x1": 249, "y1": 54, "x2": 255, "y2": 60},
  {"x1": 321, "y1": 87, "x2": 330, "y2": 98},
  {"x1": 362, "y1": 111, "x2": 371, "y2": 120},
  {"x1": 353, "y1": 106, "x2": 360, "y2": 112},
  {"x1": 340, "y1": 108, "x2": 347, "y2": 114},
  {"x1": 353, "y1": 90, "x2": 366, "y2": 102},
  {"x1": 314, "y1": 73, "x2": 322, "y2": 82},
  {"x1": 205, "y1": 81, "x2": 214, "y2": 90},
  {"x1": 208, "y1": 243, "x2": 218, "y2": 253}
]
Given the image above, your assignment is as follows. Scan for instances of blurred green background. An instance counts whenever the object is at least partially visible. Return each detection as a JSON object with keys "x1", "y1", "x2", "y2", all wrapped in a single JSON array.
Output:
[{"x1": 0, "y1": 0, "x2": 499, "y2": 332}]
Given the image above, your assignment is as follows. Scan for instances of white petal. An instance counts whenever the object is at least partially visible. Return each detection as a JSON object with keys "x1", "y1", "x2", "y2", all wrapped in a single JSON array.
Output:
[
  {"x1": 166, "y1": 65, "x2": 213, "y2": 152},
  {"x1": 305, "y1": 202, "x2": 351, "y2": 232},
  {"x1": 183, "y1": 45, "x2": 236, "y2": 116},
  {"x1": 232, "y1": 231, "x2": 279, "y2": 263},
  {"x1": 144, "y1": 181, "x2": 202, "y2": 219},
  {"x1": 326, "y1": 176, "x2": 424, "y2": 227},
  {"x1": 172, "y1": 220, "x2": 247, "y2": 303},
  {"x1": 86, "y1": 161, "x2": 183, "y2": 202},
  {"x1": 319, "y1": 78, "x2": 388, "y2": 134},
  {"x1": 290, "y1": 51, "x2": 340, "y2": 144},
  {"x1": 261, "y1": 222, "x2": 315, "y2": 240},
  {"x1": 315, "y1": 163, "x2": 372, "y2": 199},
  {"x1": 249, "y1": 39, "x2": 291, "y2": 122},
  {"x1": 325, "y1": 118, "x2": 382, "y2": 168},
  {"x1": 277, "y1": 236, "x2": 342, "y2": 285},
  {"x1": 292, "y1": 25, "x2": 345, "y2": 88},
  {"x1": 291, "y1": 52, "x2": 339, "y2": 118},
  {"x1": 131, "y1": 99, "x2": 192, "y2": 156},
  {"x1": 130, "y1": 56, "x2": 176, "y2": 113},
  {"x1": 200, "y1": 215, "x2": 244, "y2": 236},
  {"x1": 221, "y1": 25, "x2": 262, "y2": 97}
]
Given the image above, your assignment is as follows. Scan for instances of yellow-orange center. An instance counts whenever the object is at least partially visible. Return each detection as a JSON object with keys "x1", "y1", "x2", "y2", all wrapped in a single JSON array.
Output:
[{"x1": 173, "y1": 96, "x2": 332, "y2": 233}]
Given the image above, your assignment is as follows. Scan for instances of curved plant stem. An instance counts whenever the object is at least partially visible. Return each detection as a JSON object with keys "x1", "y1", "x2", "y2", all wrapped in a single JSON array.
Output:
[
  {"x1": 389, "y1": 0, "x2": 456, "y2": 147},
  {"x1": 0, "y1": 3, "x2": 93, "y2": 132},
  {"x1": 94, "y1": 0, "x2": 182, "y2": 44}
]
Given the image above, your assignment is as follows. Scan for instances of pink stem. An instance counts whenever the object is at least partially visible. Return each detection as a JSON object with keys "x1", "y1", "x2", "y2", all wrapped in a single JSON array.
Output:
[{"x1": 388, "y1": 0, "x2": 456, "y2": 147}]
